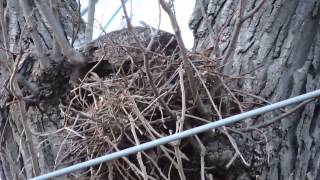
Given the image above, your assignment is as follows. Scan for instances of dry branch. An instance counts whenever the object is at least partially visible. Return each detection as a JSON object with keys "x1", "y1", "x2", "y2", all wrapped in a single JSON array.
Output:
[
  {"x1": 120, "y1": 0, "x2": 176, "y2": 120},
  {"x1": 159, "y1": 0, "x2": 209, "y2": 118},
  {"x1": 35, "y1": 0, "x2": 86, "y2": 66},
  {"x1": 18, "y1": 0, "x2": 50, "y2": 69}
]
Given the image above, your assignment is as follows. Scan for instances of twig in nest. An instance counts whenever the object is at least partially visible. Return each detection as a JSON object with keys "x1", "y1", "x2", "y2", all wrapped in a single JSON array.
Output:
[
  {"x1": 223, "y1": 129, "x2": 250, "y2": 168},
  {"x1": 104, "y1": 137, "x2": 158, "y2": 180},
  {"x1": 188, "y1": 59, "x2": 250, "y2": 167},
  {"x1": 218, "y1": 76, "x2": 245, "y2": 112},
  {"x1": 127, "y1": 93, "x2": 187, "y2": 173},
  {"x1": 196, "y1": 1, "x2": 267, "y2": 166},
  {"x1": 122, "y1": 105, "x2": 148, "y2": 180},
  {"x1": 54, "y1": 114, "x2": 81, "y2": 168},
  {"x1": 120, "y1": 0, "x2": 176, "y2": 120},
  {"x1": 187, "y1": 58, "x2": 222, "y2": 119},
  {"x1": 160, "y1": 0, "x2": 209, "y2": 118},
  {"x1": 195, "y1": 135, "x2": 206, "y2": 180},
  {"x1": 172, "y1": 66, "x2": 187, "y2": 180}
]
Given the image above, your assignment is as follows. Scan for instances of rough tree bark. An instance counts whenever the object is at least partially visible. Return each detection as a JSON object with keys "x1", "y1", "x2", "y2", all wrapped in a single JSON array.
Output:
[
  {"x1": 190, "y1": 0, "x2": 320, "y2": 179},
  {"x1": 0, "y1": 0, "x2": 85, "y2": 179}
]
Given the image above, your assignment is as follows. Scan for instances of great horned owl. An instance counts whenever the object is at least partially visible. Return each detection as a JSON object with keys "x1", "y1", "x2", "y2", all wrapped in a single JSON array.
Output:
[{"x1": 75, "y1": 26, "x2": 178, "y2": 79}]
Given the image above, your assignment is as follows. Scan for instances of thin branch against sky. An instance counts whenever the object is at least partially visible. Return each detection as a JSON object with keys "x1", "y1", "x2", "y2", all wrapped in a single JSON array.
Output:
[{"x1": 80, "y1": 0, "x2": 195, "y2": 49}]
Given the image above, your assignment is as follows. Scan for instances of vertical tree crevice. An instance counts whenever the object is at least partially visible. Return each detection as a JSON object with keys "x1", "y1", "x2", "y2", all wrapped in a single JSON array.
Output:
[{"x1": 190, "y1": 0, "x2": 320, "y2": 179}]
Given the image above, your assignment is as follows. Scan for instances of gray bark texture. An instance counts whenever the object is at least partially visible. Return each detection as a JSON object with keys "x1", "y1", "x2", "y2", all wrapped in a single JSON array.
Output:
[
  {"x1": 190, "y1": 0, "x2": 320, "y2": 179},
  {"x1": 0, "y1": 0, "x2": 85, "y2": 179}
]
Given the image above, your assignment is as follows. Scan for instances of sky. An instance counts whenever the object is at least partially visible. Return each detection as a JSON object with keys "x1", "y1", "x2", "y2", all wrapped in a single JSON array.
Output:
[{"x1": 80, "y1": 0, "x2": 196, "y2": 49}]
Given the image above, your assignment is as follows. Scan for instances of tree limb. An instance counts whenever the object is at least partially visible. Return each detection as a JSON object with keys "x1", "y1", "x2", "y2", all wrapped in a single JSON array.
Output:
[
  {"x1": 120, "y1": 0, "x2": 176, "y2": 120},
  {"x1": 220, "y1": 0, "x2": 245, "y2": 70},
  {"x1": 35, "y1": 0, "x2": 86, "y2": 66},
  {"x1": 18, "y1": 0, "x2": 50, "y2": 69},
  {"x1": 0, "y1": 0, "x2": 11, "y2": 70},
  {"x1": 50, "y1": 0, "x2": 62, "y2": 59},
  {"x1": 160, "y1": 0, "x2": 209, "y2": 118}
]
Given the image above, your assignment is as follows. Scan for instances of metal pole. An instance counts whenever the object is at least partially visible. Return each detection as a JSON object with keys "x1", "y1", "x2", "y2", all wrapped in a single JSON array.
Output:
[{"x1": 31, "y1": 89, "x2": 320, "y2": 180}]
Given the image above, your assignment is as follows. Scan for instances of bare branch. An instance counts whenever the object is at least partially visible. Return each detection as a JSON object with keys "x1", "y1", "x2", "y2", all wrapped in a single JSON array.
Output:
[
  {"x1": 35, "y1": 0, "x2": 86, "y2": 66},
  {"x1": 160, "y1": 0, "x2": 209, "y2": 118},
  {"x1": 18, "y1": 0, "x2": 50, "y2": 69},
  {"x1": 0, "y1": 0, "x2": 11, "y2": 69},
  {"x1": 222, "y1": 129, "x2": 250, "y2": 167},
  {"x1": 194, "y1": 135, "x2": 206, "y2": 180},
  {"x1": 50, "y1": 0, "x2": 62, "y2": 59},
  {"x1": 120, "y1": 0, "x2": 176, "y2": 120},
  {"x1": 218, "y1": 77, "x2": 244, "y2": 112},
  {"x1": 200, "y1": 0, "x2": 214, "y2": 44},
  {"x1": 172, "y1": 67, "x2": 187, "y2": 180},
  {"x1": 220, "y1": 0, "x2": 266, "y2": 69},
  {"x1": 220, "y1": 0, "x2": 245, "y2": 70},
  {"x1": 122, "y1": 106, "x2": 148, "y2": 180}
]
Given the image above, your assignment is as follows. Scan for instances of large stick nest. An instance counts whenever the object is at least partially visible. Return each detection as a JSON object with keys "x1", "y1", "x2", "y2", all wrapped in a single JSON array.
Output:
[{"x1": 49, "y1": 27, "x2": 267, "y2": 179}]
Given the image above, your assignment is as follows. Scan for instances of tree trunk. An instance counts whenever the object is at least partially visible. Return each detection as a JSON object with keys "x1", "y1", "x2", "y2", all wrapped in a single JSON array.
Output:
[
  {"x1": 190, "y1": 0, "x2": 320, "y2": 179},
  {"x1": 0, "y1": 0, "x2": 85, "y2": 179}
]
